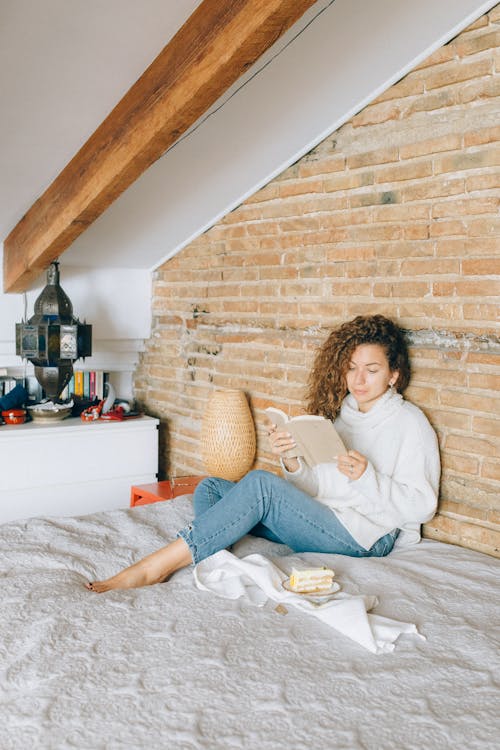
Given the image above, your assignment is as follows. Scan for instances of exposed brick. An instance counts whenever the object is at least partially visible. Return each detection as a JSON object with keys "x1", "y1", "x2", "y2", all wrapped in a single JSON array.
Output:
[
  {"x1": 135, "y1": 11, "x2": 500, "y2": 555},
  {"x1": 481, "y1": 459, "x2": 500, "y2": 481},
  {"x1": 414, "y1": 45, "x2": 456, "y2": 70},
  {"x1": 466, "y1": 172, "x2": 500, "y2": 191},
  {"x1": 374, "y1": 160, "x2": 433, "y2": 183},
  {"x1": 464, "y1": 124, "x2": 500, "y2": 146},
  {"x1": 468, "y1": 373, "x2": 500, "y2": 391},
  {"x1": 442, "y1": 452, "x2": 480, "y2": 475},
  {"x1": 473, "y1": 415, "x2": 500, "y2": 437},
  {"x1": 279, "y1": 178, "x2": 324, "y2": 198},
  {"x1": 404, "y1": 384, "x2": 439, "y2": 406},
  {"x1": 434, "y1": 147, "x2": 500, "y2": 175},
  {"x1": 347, "y1": 147, "x2": 398, "y2": 169},
  {"x1": 454, "y1": 279, "x2": 499, "y2": 296},
  {"x1": 246, "y1": 183, "x2": 280, "y2": 203},
  {"x1": 446, "y1": 433, "x2": 498, "y2": 457},
  {"x1": 349, "y1": 191, "x2": 403, "y2": 209},
  {"x1": 400, "y1": 134, "x2": 463, "y2": 159},
  {"x1": 432, "y1": 197, "x2": 500, "y2": 217},
  {"x1": 463, "y1": 302, "x2": 500, "y2": 319},
  {"x1": 402, "y1": 224, "x2": 431, "y2": 240},
  {"x1": 461, "y1": 257, "x2": 500, "y2": 275},
  {"x1": 439, "y1": 499, "x2": 488, "y2": 522},
  {"x1": 352, "y1": 101, "x2": 401, "y2": 128},
  {"x1": 441, "y1": 390, "x2": 499, "y2": 415},
  {"x1": 413, "y1": 366, "x2": 467, "y2": 387},
  {"x1": 298, "y1": 155, "x2": 345, "y2": 177},
  {"x1": 459, "y1": 76, "x2": 500, "y2": 104},
  {"x1": 397, "y1": 302, "x2": 463, "y2": 321},
  {"x1": 403, "y1": 177, "x2": 465, "y2": 202},
  {"x1": 375, "y1": 240, "x2": 434, "y2": 259},
  {"x1": 424, "y1": 57, "x2": 492, "y2": 91},
  {"x1": 404, "y1": 88, "x2": 459, "y2": 115},
  {"x1": 373, "y1": 281, "x2": 430, "y2": 298},
  {"x1": 324, "y1": 171, "x2": 375, "y2": 192},
  {"x1": 456, "y1": 29, "x2": 500, "y2": 56},
  {"x1": 401, "y1": 258, "x2": 460, "y2": 275},
  {"x1": 461, "y1": 15, "x2": 489, "y2": 32},
  {"x1": 375, "y1": 74, "x2": 425, "y2": 101},
  {"x1": 372, "y1": 203, "x2": 429, "y2": 222}
]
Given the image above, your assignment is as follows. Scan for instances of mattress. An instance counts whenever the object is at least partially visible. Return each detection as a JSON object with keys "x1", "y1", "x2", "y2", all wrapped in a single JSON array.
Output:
[{"x1": 0, "y1": 496, "x2": 499, "y2": 750}]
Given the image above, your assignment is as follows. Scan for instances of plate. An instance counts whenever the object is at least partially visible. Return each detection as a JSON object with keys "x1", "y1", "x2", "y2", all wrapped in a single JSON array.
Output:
[{"x1": 282, "y1": 578, "x2": 340, "y2": 600}]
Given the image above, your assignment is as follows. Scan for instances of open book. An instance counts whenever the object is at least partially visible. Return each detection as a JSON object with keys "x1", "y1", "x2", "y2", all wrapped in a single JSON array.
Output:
[{"x1": 265, "y1": 407, "x2": 346, "y2": 467}]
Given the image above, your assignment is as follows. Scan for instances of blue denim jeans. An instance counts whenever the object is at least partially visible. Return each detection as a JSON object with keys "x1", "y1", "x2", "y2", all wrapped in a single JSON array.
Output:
[{"x1": 177, "y1": 470, "x2": 398, "y2": 565}]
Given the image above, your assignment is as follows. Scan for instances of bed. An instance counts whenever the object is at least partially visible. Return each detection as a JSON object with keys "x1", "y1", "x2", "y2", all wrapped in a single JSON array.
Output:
[{"x1": 1, "y1": 495, "x2": 499, "y2": 750}]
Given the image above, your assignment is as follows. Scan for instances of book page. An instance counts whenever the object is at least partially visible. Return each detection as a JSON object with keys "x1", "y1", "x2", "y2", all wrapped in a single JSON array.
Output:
[
  {"x1": 287, "y1": 419, "x2": 346, "y2": 466},
  {"x1": 265, "y1": 407, "x2": 346, "y2": 465}
]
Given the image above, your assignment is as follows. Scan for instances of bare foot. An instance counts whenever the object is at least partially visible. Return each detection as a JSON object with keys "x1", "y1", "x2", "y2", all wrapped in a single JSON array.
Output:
[
  {"x1": 85, "y1": 562, "x2": 162, "y2": 593},
  {"x1": 85, "y1": 538, "x2": 192, "y2": 593}
]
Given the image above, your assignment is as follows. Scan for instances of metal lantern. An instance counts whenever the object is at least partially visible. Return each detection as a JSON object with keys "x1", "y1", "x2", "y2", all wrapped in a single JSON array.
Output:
[{"x1": 15, "y1": 261, "x2": 92, "y2": 399}]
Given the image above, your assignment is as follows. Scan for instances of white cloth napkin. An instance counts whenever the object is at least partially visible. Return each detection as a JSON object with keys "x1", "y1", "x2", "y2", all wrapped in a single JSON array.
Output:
[{"x1": 194, "y1": 550, "x2": 424, "y2": 654}]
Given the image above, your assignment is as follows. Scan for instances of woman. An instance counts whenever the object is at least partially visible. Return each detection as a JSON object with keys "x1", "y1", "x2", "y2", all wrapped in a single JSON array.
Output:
[{"x1": 86, "y1": 315, "x2": 440, "y2": 593}]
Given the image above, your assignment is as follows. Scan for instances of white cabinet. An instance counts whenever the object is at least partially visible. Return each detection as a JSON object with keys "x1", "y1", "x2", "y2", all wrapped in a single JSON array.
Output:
[{"x1": 0, "y1": 416, "x2": 159, "y2": 524}]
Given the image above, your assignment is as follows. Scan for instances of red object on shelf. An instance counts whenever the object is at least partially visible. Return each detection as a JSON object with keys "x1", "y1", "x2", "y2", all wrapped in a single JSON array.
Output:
[
  {"x1": 2, "y1": 408, "x2": 27, "y2": 425},
  {"x1": 130, "y1": 476, "x2": 205, "y2": 507}
]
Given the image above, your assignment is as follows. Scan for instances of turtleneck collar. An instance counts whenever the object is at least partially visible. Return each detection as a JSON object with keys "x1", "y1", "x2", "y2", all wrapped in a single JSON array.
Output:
[{"x1": 339, "y1": 388, "x2": 403, "y2": 429}]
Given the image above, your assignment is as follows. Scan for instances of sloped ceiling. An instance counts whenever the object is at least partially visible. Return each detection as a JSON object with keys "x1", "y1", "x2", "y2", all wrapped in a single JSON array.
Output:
[{"x1": 0, "y1": 0, "x2": 495, "y2": 287}]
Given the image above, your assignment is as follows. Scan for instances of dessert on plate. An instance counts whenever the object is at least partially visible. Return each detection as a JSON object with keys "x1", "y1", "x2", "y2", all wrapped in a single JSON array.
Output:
[{"x1": 288, "y1": 566, "x2": 335, "y2": 594}]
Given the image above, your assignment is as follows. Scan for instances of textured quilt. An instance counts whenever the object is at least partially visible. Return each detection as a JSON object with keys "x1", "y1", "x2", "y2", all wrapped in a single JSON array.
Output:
[{"x1": 0, "y1": 496, "x2": 499, "y2": 749}]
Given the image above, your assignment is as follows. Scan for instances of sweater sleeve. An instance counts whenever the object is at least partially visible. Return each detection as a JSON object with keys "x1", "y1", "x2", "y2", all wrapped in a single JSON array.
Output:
[
  {"x1": 280, "y1": 458, "x2": 319, "y2": 497},
  {"x1": 352, "y1": 417, "x2": 440, "y2": 527}
]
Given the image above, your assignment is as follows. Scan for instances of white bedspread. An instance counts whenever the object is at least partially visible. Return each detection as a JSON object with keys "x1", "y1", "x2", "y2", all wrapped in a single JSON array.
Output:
[
  {"x1": 194, "y1": 550, "x2": 424, "y2": 654},
  {"x1": 0, "y1": 496, "x2": 499, "y2": 750}
]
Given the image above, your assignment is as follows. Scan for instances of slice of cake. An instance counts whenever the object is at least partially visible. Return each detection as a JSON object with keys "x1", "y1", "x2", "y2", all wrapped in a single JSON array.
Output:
[{"x1": 288, "y1": 566, "x2": 335, "y2": 593}]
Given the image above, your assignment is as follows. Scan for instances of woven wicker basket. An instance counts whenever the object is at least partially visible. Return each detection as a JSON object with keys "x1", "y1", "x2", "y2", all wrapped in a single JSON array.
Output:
[{"x1": 200, "y1": 389, "x2": 256, "y2": 482}]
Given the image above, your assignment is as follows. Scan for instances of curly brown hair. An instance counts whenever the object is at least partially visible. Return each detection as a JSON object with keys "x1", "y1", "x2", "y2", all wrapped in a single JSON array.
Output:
[{"x1": 306, "y1": 315, "x2": 411, "y2": 420}]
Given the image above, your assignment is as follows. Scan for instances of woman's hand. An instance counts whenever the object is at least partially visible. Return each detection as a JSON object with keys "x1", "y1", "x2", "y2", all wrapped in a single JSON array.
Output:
[
  {"x1": 336, "y1": 450, "x2": 368, "y2": 481},
  {"x1": 266, "y1": 423, "x2": 300, "y2": 473}
]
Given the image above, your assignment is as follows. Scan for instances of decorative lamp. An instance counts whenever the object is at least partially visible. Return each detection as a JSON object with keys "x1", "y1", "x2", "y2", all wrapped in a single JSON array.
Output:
[
  {"x1": 15, "y1": 261, "x2": 92, "y2": 400},
  {"x1": 200, "y1": 389, "x2": 256, "y2": 481}
]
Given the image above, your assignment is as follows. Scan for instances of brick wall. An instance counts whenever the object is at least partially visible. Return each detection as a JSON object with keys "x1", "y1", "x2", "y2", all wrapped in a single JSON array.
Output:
[{"x1": 134, "y1": 7, "x2": 500, "y2": 558}]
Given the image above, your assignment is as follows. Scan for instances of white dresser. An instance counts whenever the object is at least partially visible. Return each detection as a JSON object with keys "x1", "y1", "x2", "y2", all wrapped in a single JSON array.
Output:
[{"x1": 0, "y1": 416, "x2": 159, "y2": 524}]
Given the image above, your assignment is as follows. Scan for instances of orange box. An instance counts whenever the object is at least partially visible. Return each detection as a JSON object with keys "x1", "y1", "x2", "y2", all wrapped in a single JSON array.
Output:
[{"x1": 130, "y1": 476, "x2": 205, "y2": 507}]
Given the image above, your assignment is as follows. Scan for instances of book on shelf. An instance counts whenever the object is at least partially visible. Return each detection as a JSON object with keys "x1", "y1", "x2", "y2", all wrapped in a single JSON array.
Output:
[
  {"x1": 62, "y1": 370, "x2": 110, "y2": 401},
  {"x1": 95, "y1": 371, "x2": 105, "y2": 400},
  {"x1": 83, "y1": 371, "x2": 90, "y2": 398},
  {"x1": 265, "y1": 406, "x2": 346, "y2": 467},
  {"x1": 89, "y1": 370, "x2": 96, "y2": 400},
  {"x1": 74, "y1": 371, "x2": 84, "y2": 397}
]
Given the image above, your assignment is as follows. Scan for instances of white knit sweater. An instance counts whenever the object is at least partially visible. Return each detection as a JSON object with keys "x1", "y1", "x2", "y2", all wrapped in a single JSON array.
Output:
[{"x1": 282, "y1": 389, "x2": 440, "y2": 550}]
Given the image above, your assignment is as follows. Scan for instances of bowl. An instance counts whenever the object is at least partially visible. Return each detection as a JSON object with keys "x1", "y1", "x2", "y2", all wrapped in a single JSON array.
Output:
[
  {"x1": 27, "y1": 405, "x2": 73, "y2": 423},
  {"x1": 2, "y1": 408, "x2": 27, "y2": 425}
]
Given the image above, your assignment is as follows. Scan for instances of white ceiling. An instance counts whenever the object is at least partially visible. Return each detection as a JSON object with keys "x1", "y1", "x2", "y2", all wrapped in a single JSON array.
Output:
[
  {"x1": 0, "y1": 0, "x2": 495, "y2": 281},
  {"x1": 0, "y1": 0, "x2": 203, "y2": 241}
]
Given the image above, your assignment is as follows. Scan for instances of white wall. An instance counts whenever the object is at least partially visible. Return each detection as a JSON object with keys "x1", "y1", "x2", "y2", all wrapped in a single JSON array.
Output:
[{"x1": 0, "y1": 245, "x2": 152, "y2": 398}]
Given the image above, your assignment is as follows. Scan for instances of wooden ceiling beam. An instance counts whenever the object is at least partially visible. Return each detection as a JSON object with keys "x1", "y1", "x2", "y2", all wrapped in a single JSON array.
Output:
[{"x1": 3, "y1": 0, "x2": 317, "y2": 292}]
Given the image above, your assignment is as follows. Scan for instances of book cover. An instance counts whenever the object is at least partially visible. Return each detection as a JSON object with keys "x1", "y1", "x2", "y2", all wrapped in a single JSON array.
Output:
[
  {"x1": 74, "y1": 371, "x2": 84, "y2": 397},
  {"x1": 89, "y1": 371, "x2": 96, "y2": 400},
  {"x1": 265, "y1": 407, "x2": 346, "y2": 466},
  {"x1": 95, "y1": 371, "x2": 104, "y2": 400},
  {"x1": 83, "y1": 371, "x2": 90, "y2": 398}
]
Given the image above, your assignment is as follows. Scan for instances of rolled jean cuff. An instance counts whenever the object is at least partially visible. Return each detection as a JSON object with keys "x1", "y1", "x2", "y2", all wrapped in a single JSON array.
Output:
[{"x1": 177, "y1": 525, "x2": 199, "y2": 564}]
